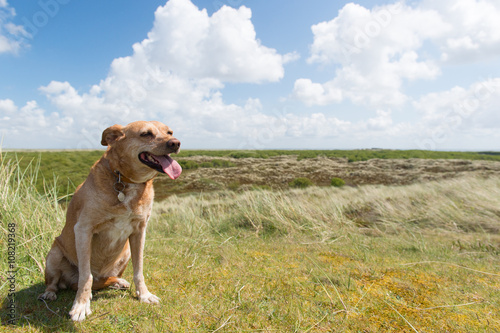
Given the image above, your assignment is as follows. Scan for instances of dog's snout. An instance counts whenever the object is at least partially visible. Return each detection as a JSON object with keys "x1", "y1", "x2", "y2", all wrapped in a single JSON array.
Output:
[{"x1": 167, "y1": 138, "x2": 181, "y2": 151}]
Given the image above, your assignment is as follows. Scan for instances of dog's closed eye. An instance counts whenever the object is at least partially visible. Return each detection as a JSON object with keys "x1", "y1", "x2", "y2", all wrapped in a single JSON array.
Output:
[{"x1": 140, "y1": 131, "x2": 154, "y2": 138}]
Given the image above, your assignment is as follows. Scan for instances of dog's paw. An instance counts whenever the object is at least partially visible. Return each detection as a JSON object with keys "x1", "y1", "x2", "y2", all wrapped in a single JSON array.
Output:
[
  {"x1": 110, "y1": 278, "x2": 131, "y2": 290},
  {"x1": 137, "y1": 291, "x2": 160, "y2": 304},
  {"x1": 38, "y1": 291, "x2": 57, "y2": 301},
  {"x1": 69, "y1": 298, "x2": 92, "y2": 322}
]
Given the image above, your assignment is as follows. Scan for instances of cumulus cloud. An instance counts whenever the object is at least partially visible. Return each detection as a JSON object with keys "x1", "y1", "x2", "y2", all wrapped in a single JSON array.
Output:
[
  {"x1": 288, "y1": 0, "x2": 500, "y2": 149},
  {"x1": 293, "y1": 0, "x2": 500, "y2": 108},
  {"x1": 429, "y1": 0, "x2": 500, "y2": 63},
  {"x1": 414, "y1": 78, "x2": 500, "y2": 125},
  {"x1": 306, "y1": 3, "x2": 446, "y2": 66},
  {"x1": 0, "y1": 0, "x2": 28, "y2": 54},
  {"x1": 292, "y1": 78, "x2": 342, "y2": 106},
  {"x1": 0, "y1": 99, "x2": 73, "y2": 147},
  {"x1": 1, "y1": 0, "x2": 298, "y2": 148},
  {"x1": 412, "y1": 77, "x2": 500, "y2": 149},
  {"x1": 0, "y1": 98, "x2": 17, "y2": 115},
  {"x1": 293, "y1": 2, "x2": 445, "y2": 108},
  {"x1": 134, "y1": 0, "x2": 289, "y2": 83}
]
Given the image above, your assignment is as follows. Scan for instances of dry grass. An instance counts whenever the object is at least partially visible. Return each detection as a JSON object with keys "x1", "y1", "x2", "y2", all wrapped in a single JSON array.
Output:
[
  {"x1": 1, "y1": 156, "x2": 499, "y2": 332},
  {"x1": 155, "y1": 155, "x2": 500, "y2": 198},
  {"x1": 153, "y1": 174, "x2": 500, "y2": 238},
  {"x1": 0, "y1": 158, "x2": 65, "y2": 277}
]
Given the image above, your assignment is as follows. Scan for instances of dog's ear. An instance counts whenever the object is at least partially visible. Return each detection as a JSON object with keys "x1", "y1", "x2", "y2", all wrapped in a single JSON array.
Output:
[{"x1": 101, "y1": 124, "x2": 125, "y2": 146}]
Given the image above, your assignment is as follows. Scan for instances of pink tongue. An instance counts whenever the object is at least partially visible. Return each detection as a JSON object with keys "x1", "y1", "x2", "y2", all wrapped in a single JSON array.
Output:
[{"x1": 157, "y1": 155, "x2": 182, "y2": 180}]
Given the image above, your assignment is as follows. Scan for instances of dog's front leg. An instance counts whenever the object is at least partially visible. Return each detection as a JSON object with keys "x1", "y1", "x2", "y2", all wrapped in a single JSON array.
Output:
[
  {"x1": 69, "y1": 222, "x2": 93, "y2": 321},
  {"x1": 129, "y1": 227, "x2": 160, "y2": 304}
]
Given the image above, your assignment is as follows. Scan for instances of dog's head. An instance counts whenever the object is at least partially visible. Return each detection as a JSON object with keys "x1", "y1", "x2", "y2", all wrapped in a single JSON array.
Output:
[{"x1": 101, "y1": 121, "x2": 182, "y2": 183}]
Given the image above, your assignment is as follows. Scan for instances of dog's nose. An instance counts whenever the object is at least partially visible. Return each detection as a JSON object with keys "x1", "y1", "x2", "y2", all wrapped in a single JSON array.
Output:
[{"x1": 167, "y1": 138, "x2": 181, "y2": 150}]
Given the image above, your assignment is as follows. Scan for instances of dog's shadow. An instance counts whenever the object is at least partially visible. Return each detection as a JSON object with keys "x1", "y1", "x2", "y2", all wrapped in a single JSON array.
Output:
[
  {"x1": 1, "y1": 283, "x2": 128, "y2": 332},
  {"x1": 1, "y1": 283, "x2": 76, "y2": 332}
]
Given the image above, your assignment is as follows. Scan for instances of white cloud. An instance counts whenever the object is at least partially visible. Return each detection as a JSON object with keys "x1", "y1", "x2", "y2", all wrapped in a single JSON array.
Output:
[
  {"x1": 414, "y1": 78, "x2": 500, "y2": 124},
  {"x1": 412, "y1": 78, "x2": 500, "y2": 149},
  {"x1": 289, "y1": 0, "x2": 500, "y2": 149},
  {"x1": 0, "y1": 98, "x2": 17, "y2": 115},
  {"x1": 366, "y1": 110, "x2": 393, "y2": 130},
  {"x1": 282, "y1": 113, "x2": 348, "y2": 138},
  {"x1": 0, "y1": 1, "x2": 28, "y2": 54},
  {"x1": 131, "y1": 0, "x2": 290, "y2": 83},
  {"x1": 294, "y1": 0, "x2": 500, "y2": 109},
  {"x1": 427, "y1": 0, "x2": 500, "y2": 63},
  {"x1": 292, "y1": 78, "x2": 342, "y2": 106},
  {"x1": 306, "y1": 2, "x2": 445, "y2": 66},
  {"x1": 0, "y1": 99, "x2": 72, "y2": 147},
  {"x1": 293, "y1": 2, "x2": 445, "y2": 108}
]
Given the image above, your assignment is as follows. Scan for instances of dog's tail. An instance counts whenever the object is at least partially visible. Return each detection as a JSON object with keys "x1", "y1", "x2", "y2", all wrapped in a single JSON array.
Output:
[{"x1": 70, "y1": 277, "x2": 124, "y2": 291}]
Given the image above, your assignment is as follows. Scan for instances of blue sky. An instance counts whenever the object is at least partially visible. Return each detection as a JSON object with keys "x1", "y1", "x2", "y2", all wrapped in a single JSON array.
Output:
[{"x1": 1, "y1": 0, "x2": 499, "y2": 150}]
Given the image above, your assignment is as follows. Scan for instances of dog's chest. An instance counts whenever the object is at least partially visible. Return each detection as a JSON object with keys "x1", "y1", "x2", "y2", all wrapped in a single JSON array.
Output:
[
  {"x1": 105, "y1": 216, "x2": 136, "y2": 248},
  {"x1": 102, "y1": 185, "x2": 153, "y2": 247},
  {"x1": 121, "y1": 184, "x2": 152, "y2": 212}
]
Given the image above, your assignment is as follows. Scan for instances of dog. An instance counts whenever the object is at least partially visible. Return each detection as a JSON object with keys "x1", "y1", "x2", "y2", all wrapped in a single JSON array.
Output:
[{"x1": 38, "y1": 121, "x2": 182, "y2": 321}]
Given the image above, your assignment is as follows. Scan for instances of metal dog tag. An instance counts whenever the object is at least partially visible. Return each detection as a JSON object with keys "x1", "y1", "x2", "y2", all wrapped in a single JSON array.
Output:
[{"x1": 117, "y1": 192, "x2": 125, "y2": 202}]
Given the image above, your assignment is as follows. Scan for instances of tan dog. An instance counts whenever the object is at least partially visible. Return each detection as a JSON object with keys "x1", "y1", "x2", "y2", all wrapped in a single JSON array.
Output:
[{"x1": 38, "y1": 121, "x2": 182, "y2": 321}]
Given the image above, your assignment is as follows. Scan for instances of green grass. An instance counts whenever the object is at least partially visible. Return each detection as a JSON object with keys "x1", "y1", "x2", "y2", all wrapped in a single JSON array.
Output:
[
  {"x1": 330, "y1": 177, "x2": 346, "y2": 187},
  {"x1": 1, "y1": 156, "x2": 499, "y2": 332},
  {"x1": 289, "y1": 177, "x2": 314, "y2": 189},
  {"x1": 0, "y1": 150, "x2": 103, "y2": 202}
]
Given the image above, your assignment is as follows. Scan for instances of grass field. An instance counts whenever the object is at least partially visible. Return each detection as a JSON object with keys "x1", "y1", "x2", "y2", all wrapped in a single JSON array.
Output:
[
  {"x1": 1, "y1": 151, "x2": 499, "y2": 332},
  {"x1": 2, "y1": 149, "x2": 500, "y2": 200}
]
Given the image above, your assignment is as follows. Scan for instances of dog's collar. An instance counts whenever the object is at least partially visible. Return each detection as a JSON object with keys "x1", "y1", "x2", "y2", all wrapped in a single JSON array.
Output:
[
  {"x1": 113, "y1": 170, "x2": 156, "y2": 184},
  {"x1": 112, "y1": 170, "x2": 148, "y2": 202},
  {"x1": 104, "y1": 158, "x2": 144, "y2": 185},
  {"x1": 103, "y1": 160, "x2": 155, "y2": 203},
  {"x1": 113, "y1": 170, "x2": 137, "y2": 184}
]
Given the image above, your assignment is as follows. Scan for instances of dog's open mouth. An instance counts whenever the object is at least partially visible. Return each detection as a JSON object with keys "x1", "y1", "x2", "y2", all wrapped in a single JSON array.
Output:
[{"x1": 139, "y1": 152, "x2": 182, "y2": 180}]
